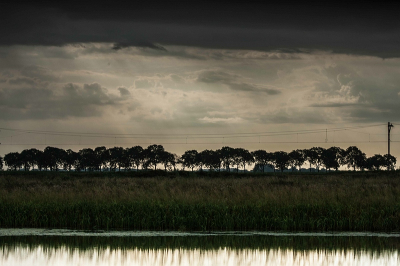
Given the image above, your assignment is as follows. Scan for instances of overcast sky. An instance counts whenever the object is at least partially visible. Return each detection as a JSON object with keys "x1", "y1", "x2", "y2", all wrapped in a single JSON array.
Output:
[{"x1": 0, "y1": 1, "x2": 399, "y2": 162}]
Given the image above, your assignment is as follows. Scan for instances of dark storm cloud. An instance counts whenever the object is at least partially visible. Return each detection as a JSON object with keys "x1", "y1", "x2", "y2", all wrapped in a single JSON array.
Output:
[
  {"x1": 1, "y1": 2, "x2": 400, "y2": 57},
  {"x1": 197, "y1": 70, "x2": 281, "y2": 95},
  {"x1": 345, "y1": 107, "x2": 399, "y2": 123},
  {"x1": 197, "y1": 71, "x2": 238, "y2": 83},
  {"x1": 8, "y1": 77, "x2": 41, "y2": 86},
  {"x1": 310, "y1": 102, "x2": 363, "y2": 108},
  {"x1": 21, "y1": 66, "x2": 60, "y2": 82},
  {"x1": 112, "y1": 42, "x2": 167, "y2": 51},
  {"x1": 228, "y1": 83, "x2": 281, "y2": 95},
  {"x1": 0, "y1": 83, "x2": 131, "y2": 120},
  {"x1": 118, "y1": 87, "x2": 131, "y2": 96}
]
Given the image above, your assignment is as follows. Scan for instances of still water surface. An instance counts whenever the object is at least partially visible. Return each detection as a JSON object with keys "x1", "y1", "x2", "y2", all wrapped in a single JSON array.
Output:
[{"x1": 1, "y1": 229, "x2": 399, "y2": 266}]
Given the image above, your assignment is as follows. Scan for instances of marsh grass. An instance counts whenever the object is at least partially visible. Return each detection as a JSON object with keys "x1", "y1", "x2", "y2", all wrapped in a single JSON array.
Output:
[{"x1": 1, "y1": 171, "x2": 400, "y2": 231}]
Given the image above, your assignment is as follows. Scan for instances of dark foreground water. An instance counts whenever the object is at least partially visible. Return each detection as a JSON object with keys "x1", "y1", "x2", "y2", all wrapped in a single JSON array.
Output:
[{"x1": 1, "y1": 229, "x2": 399, "y2": 266}]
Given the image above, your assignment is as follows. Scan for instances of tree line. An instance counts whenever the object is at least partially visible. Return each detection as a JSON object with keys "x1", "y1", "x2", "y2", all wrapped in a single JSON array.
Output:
[{"x1": 0, "y1": 145, "x2": 397, "y2": 172}]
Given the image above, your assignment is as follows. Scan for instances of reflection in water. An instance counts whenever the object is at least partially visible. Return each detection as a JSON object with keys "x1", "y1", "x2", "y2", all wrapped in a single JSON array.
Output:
[
  {"x1": 2, "y1": 246, "x2": 398, "y2": 266},
  {"x1": 1, "y1": 233, "x2": 399, "y2": 266}
]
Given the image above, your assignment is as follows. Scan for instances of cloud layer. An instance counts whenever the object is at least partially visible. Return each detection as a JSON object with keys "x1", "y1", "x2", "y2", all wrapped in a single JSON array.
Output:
[
  {"x1": 0, "y1": 76, "x2": 131, "y2": 120},
  {"x1": 1, "y1": 44, "x2": 399, "y2": 126},
  {"x1": 1, "y1": 3, "x2": 400, "y2": 58},
  {"x1": 0, "y1": 34, "x2": 399, "y2": 158}
]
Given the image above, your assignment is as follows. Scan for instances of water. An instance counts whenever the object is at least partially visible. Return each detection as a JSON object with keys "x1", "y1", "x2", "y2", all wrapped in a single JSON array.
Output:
[{"x1": 1, "y1": 229, "x2": 399, "y2": 266}]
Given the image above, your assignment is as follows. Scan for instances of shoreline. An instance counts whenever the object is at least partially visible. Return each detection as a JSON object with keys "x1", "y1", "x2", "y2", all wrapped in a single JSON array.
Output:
[{"x1": 1, "y1": 228, "x2": 400, "y2": 237}]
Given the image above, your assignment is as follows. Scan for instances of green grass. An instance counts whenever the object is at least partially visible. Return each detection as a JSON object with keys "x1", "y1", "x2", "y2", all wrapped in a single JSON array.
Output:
[{"x1": 0, "y1": 171, "x2": 400, "y2": 231}]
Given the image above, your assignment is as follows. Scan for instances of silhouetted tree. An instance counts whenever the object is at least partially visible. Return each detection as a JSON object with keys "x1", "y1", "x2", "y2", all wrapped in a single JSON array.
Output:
[
  {"x1": 160, "y1": 151, "x2": 175, "y2": 171},
  {"x1": 145, "y1": 144, "x2": 165, "y2": 170},
  {"x1": 274, "y1": 151, "x2": 290, "y2": 172},
  {"x1": 384, "y1": 154, "x2": 397, "y2": 171},
  {"x1": 310, "y1": 147, "x2": 325, "y2": 172},
  {"x1": 181, "y1": 150, "x2": 198, "y2": 171},
  {"x1": 120, "y1": 148, "x2": 132, "y2": 171},
  {"x1": 202, "y1": 149, "x2": 221, "y2": 172},
  {"x1": 108, "y1": 147, "x2": 124, "y2": 171},
  {"x1": 43, "y1": 147, "x2": 66, "y2": 171},
  {"x1": 127, "y1": 146, "x2": 144, "y2": 171},
  {"x1": 102, "y1": 148, "x2": 113, "y2": 171},
  {"x1": 141, "y1": 148, "x2": 150, "y2": 170},
  {"x1": 345, "y1": 146, "x2": 366, "y2": 171},
  {"x1": 63, "y1": 149, "x2": 79, "y2": 171},
  {"x1": 79, "y1": 148, "x2": 97, "y2": 171},
  {"x1": 365, "y1": 154, "x2": 386, "y2": 171},
  {"x1": 28, "y1": 148, "x2": 42, "y2": 171},
  {"x1": 288, "y1": 152, "x2": 296, "y2": 171},
  {"x1": 289, "y1": 149, "x2": 306, "y2": 171},
  {"x1": 321, "y1": 147, "x2": 345, "y2": 171},
  {"x1": 232, "y1": 148, "x2": 248, "y2": 172},
  {"x1": 4, "y1": 152, "x2": 22, "y2": 171},
  {"x1": 0, "y1": 156, "x2": 3, "y2": 170},
  {"x1": 170, "y1": 153, "x2": 181, "y2": 171},
  {"x1": 238, "y1": 148, "x2": 254, "y2": 172},
  {"x1": 252, "y1": 150, "x2": 269, "y2": 172},
  {"x1": 16, "y1": 148, "x2": 40, "y2": 171},
  {"x1": 264, "y1": 152, "x2": 277, "y2": 172},
  {"x1": 35, "y1": 150, "x2": 45, "y2": 171},
  {"x1": 94, "y1": 146, "x2": 107, "y2": 171},
  {"x1": 219, "y1": 146, "x2": 235, "y2": 172},
  {"x1": 304, "y1": 148, "x2": 317, "y2": 172},
  {"x1": 2, "y1": 144, "x2": 388, "y2": 173},
  {"x1": 20, "y1": 149, "x2": 34, "y2": 171},
  {"x1": 196, "y1": 151, "x2": 205, "y2": 171}
]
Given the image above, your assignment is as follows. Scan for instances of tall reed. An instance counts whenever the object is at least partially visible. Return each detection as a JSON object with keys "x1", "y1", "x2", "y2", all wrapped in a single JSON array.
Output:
[{"x1": 1, "y1": 172, "x2": 399, "y2": 231}]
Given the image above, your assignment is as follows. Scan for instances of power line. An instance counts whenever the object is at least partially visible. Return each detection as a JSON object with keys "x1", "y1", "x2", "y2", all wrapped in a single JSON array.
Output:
[
  {"x1": 0, "y1": 124, "x2": 386, "y2": 139},
  {"x1": 0, "y1": 140, "x2": 395, "y2": 146},
  {"x1": 0, "y1": 124, "x2": 394, "y2": 152}
]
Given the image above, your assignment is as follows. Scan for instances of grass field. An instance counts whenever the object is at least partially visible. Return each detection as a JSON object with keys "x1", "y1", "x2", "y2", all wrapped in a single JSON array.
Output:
[{"x1": 1, "y1": 171, "x2": 400, "y2": 231}]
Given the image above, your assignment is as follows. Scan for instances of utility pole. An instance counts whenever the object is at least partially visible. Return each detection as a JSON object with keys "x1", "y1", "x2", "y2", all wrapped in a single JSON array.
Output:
[{"x1": 388, "y1": 122, "x2": 394, "y2": 155}]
